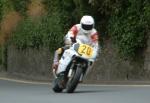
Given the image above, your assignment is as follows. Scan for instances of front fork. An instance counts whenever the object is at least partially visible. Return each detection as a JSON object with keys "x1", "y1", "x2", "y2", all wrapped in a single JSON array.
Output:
[
  {"x1": 68, "y1": 61, "x2": 75, "y2": 78},
  {"x1": 68, "y1": 62, "x2": 86, "y2": 82}
]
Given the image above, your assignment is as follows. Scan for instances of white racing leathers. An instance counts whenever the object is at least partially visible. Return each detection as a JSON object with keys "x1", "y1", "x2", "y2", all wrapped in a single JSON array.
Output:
[{"x1": 56, "y1": 24, "x2": 99, "y2": 75}]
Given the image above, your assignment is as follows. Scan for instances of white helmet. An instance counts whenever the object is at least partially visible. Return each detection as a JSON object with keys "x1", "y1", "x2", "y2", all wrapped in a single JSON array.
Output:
[{"x1": 80, "y1": 15, "x2": 95, "y2": 33}]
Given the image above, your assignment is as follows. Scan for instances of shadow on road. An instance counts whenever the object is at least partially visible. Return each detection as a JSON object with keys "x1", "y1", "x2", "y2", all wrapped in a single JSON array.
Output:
[{"x1": 73, "y1": 89, "x2": 116, "y2": 94}]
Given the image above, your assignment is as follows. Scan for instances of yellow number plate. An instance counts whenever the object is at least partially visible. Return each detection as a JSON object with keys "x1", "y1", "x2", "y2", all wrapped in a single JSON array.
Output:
[{"x1": 78, "y1": 44, "x2": 93, "y2": 57}]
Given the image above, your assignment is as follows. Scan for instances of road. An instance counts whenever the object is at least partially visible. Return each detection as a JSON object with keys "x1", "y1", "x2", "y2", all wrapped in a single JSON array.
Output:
[{"x1": 0, "y1": 78, "x2": 150, "y2": 103}]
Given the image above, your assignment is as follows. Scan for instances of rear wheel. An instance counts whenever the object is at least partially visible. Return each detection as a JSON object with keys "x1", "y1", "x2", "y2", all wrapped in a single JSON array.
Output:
[
  {"x1": 52, "y1": 73, "x2": 66, "y2": 93},
  {"x1": 52, "y1": 78, "x2": 63, "y2": 93},
  {"x1": 66, "y1": 66, "x2": 82, "y2": 93},
  {"x1": 52, "y1": 85, "x2": 63, "y2": 93}
]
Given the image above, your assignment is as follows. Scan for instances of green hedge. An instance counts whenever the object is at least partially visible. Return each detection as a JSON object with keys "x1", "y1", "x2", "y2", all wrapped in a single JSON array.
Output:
[
  {"x1": 43, "y1": 0, "x2": 76, "y2": 30},
  {"x1": 11, "y1": 0, "x2": 30, "y2": 16},
  {"x1": 108, "y1": 0, "x2": 150, "y2": 59},
  {"x1": 0, "y1": 0, "x2": 2, "y2": 21},
  {"x1": 11, "y1": 14, "x2": 65, "y2": 52},
  {"x1": 0, "y1": 0, "x2": 30, "y2": 18}
]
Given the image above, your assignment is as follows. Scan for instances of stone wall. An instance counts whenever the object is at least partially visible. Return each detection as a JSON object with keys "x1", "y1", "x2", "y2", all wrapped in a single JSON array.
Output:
[
  {"x1": 144, "y1": 34, "x2": 150, "y2": 78},
  {"x1": 87, "y1": 39, "x2": 147, "y2": 82},
  {"x1": 5, "y1": 38, "x2": 150, "y2": 82},
  {"x1": 0, "y1": 65, "x2": 2, "y2": 71},
  {"x1": 7, "y1": 45, "x2": 53, "y2": 81}
]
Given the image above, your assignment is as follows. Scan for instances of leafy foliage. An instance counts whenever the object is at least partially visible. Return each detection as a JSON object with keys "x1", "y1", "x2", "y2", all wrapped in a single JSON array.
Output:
[
  {"x1": 43, "y1": 0, "x2": 76, "y2": 31},
  {"x1": 11, "y1": 0, "x2": 31, "y2": 16},
  {"x1": 1, "y1": 0, "x2": 14, "y2": 15},
  {"x1": 0, "y1": 0, "x2": 2, "y2": 21},
  {"x1": 11, "y1": 14, "x2": 64, "y2": 52},
  {"x1": 108, "y1": 0, "x2": 149, "y2": 59}
]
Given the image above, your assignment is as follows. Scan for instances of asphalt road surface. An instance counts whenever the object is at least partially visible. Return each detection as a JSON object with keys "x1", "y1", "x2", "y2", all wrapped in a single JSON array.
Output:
[{"x1": 0, "y1": 78, "x2": 150, "y2": 103}]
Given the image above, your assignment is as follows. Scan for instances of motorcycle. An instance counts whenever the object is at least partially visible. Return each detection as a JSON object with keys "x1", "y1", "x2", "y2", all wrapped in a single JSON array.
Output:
[{"x1": 52, "y1": 40, "x2": 97, "y2": 93}]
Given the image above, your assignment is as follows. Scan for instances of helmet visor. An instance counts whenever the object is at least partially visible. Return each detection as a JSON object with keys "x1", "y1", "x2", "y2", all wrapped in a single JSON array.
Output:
[{"x1": 81, "y1": 24, "x2": 93, "y2": 30}]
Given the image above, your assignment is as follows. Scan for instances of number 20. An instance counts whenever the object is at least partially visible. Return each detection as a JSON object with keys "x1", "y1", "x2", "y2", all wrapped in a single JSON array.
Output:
[{"x1": 81, "y1": 46, "x2": 91, "y2": 55}]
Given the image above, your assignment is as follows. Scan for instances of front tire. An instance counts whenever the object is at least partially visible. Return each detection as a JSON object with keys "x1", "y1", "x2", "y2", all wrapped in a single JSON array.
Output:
[{"x1": 66, "y1": 66, "x2": 82, "y2": 93}]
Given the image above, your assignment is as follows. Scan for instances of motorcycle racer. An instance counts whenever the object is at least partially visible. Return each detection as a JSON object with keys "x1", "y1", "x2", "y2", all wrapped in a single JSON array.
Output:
[{"x1": 52, "y1": 15, "x2": 99, "y2": 79}]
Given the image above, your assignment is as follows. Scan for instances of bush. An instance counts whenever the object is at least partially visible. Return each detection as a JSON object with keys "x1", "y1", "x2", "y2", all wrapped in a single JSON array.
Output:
[
  {"x1": 43, "y1": 0, "x2": 76, "y2": 31},
  {"x1": 108, "y1": 0, "x2": 149, "y2": 59},
  {"x1": 0, "y1": 0, "x2": 2, "y2": 21},
  {"x1": 11, "y1": 14, "x2": 65, "y2": 52},
  {"x1": 143, "y1": 0, "x2": 150, "y2": 28},
  {"x1": 11, "y1": 0, "x2": 31, "y2": 16}
]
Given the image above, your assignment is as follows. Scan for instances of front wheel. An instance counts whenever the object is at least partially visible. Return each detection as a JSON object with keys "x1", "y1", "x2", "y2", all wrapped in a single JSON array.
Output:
[{"x1": 66, "y1": 66, "x2": 82, "y2": 93}]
